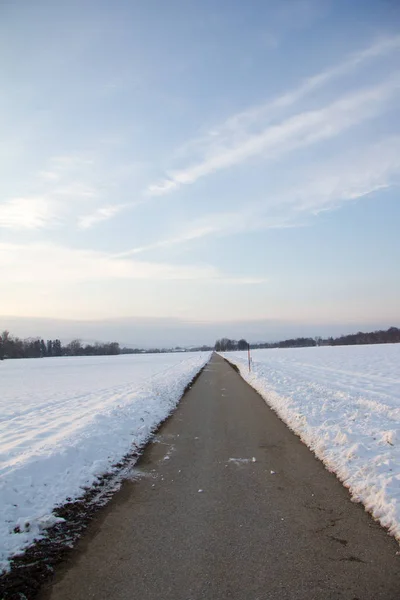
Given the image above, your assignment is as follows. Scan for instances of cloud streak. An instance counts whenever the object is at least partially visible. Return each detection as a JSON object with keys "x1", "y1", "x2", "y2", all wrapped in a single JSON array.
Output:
[
  {"x1": 148, "y1": 74, "x2": 400, "y2": 195},
  {"x1": 114, "y1": 210, "x2": 298, "y2": 258},
  {"x1": 0, "y1": 197, "x2": 56, "y2": 229},
  {"x1": 221, "y1": 34, "x2": 400, "y2": 132},
  {"x1": 0, "y1": 242, "x2": 266, "y2": 285},
  {"x1": 113, "y1": 225, "x2": 219, "y2": 257},
  {"x1": 0, "y1": 243, "x2": 217, "y2": 283},
  {"x1": 132, "y1": 135, "x2": 400, "y2": 253},
  {"x1": 286, "y1": 136, "x2": 400, "y2": 215},
  {"x1": 30, "y1": 34, "x2": 398, "y2": 230},
  {"x1": 172, "y1": 34, "x2": 400, "y2": 162},
  {"x1": 0, "y1": 154, "x2": 126, "y2": 231},
  {"x1": 78, "y1": 205, "x2": 126, "y2": 229}
]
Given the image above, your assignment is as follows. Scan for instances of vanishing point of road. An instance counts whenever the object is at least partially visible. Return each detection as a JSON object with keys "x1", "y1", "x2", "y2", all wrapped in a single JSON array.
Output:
[{"x1": 40, "y1": 353, "x2": 400, "y2": 600}]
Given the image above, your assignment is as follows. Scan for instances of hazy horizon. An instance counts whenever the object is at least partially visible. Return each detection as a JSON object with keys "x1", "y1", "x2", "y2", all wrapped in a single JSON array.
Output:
[{"x1": 1, "y1": 315, "x2": 398, "y2": 348}]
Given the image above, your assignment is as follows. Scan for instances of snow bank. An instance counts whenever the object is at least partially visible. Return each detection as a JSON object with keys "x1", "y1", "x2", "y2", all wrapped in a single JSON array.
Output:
[
  {"x1": 0, "y1": 352, "x2": 210, "y2": 571},
  {"x1": 220, "y1": 344, "x2": 400, "y2": 541}
]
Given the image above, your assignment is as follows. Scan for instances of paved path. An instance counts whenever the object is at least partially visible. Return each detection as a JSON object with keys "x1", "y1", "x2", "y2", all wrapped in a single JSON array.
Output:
[{"x1": 41, "y1": 353, "x2": 400, "y2": 600}]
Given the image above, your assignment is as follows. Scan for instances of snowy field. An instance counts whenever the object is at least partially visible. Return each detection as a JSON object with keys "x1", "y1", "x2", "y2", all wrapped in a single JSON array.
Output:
[
  {"x1": 220, "y1": 344, "x2": 400, "y2": 541},
  {"x1": 0, "y1": 352, "x2": 210, "y2": 571}
]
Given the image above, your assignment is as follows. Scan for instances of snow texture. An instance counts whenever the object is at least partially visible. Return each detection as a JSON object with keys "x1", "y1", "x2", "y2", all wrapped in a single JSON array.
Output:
[
  {"x1": 0, "y1": 352, "x2": 210, "y2": 571},
  {"x1": 221, "y1": 344, "x2": 400, "y2": 541},
  {"x1": 228, "y1": 457, "x2": 257, "y2": 465}
]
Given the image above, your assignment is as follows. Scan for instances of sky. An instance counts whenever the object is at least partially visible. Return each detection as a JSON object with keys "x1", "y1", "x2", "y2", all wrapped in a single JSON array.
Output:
[{"x1": 1, "y1": 0, "x2": 400, "y2": 345}]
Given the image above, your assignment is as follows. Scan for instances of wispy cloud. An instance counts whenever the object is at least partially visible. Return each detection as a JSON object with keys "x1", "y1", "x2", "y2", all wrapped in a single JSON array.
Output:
[
  {"x1": 146, "y1": 35, "x2": 400, "y2": 197},
  {"x1": 173, "y1": 34, "x2": 400, "y2": 163},
  {"x1": 221, "y1": 34, "x2": 400, "y2": 132},
  {"x1": 37, "y1": 171, "x2": 60, "y2": 182},
  {"x1": 0, "y1": 242, "x2": 217, "y2": 283},
  {"x1": 53, "y1": 182, "x2": 98, "y2": 199},
  {"x1": 39, "y1": 35, "x2": 400, "y2": 230},
  {"x1": 134, "y1": 135, "x2": 400, "y2": 253},
  {"x1": 0, "y1": 197, "x2": 56, "y2": 229},
  {"x1": 114, "y1": 210, "x2": 300, "y2": 258},
  {"x1": 0, "y1": 242, "x2": 266, "y2": 285},
  {"x1": 0, "y1": 189, "x2": 102, "y2": 231},
  {"x1": 0, "y1": 186, "x2": 98, "y2": 231},
  {"x1": 148, "y1": 74, "x2": 400, "y2": 195},
  {"x1": 285, "y1": 135, "x2": 400, "y2": 215},
  {"x1": 1, "y1": 155, "x2": 104, "y2": 230},
  {"x1": 78, "y1": 204, "x2": 126, "y2": 229},
  {"x1": 113, "y1": 225, "x2": 219, "y2": 257}
]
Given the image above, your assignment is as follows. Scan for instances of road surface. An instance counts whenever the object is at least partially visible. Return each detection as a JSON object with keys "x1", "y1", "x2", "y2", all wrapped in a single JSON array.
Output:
[{"x1": 40, "y1": 353, "x2": 400, "y2": 600}]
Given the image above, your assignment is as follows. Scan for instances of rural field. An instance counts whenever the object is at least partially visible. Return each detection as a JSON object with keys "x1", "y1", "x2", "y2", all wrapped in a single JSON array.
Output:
[
  {"x1": 0, "y1": 352, "x2": 211, "y2": 571},
  {"x1": 1, "y1": 345, "x2": 400, "y2": 598},
  {"x1": 221, "y1": 344, "x2": 400, "y2": 540}
]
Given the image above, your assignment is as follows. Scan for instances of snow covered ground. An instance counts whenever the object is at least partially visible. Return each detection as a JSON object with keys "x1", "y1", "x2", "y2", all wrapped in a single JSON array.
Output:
[
  {"x1": 0, "y1": 352, "x2": 210, "y2": 571},
  {"x1": 220, "y1": 344, "x2": 400, "y2": 541}
]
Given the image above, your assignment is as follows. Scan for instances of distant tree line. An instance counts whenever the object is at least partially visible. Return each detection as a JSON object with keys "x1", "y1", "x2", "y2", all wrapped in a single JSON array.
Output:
[
  {"x1": 215, "y1": 327, "x2": 400, "y2": 351},
  {"x1": 3, "y1": 325, "x2": 398, "y2": 360},
  {"x1": 214, "y1": 338, "x2": 249, "y2": 351},
  {"x1": 0, "y1": 331, "x2": 120, "y2": 359},
  {"x1": 317, "y1": 326, "x2": 400, "y2": 347},
  {"x1": 121, "y1": 345, "x2": 213, "y2": 354},
  {"x1": 0, "y1": 330, "x2": 214, "y2": 360}
]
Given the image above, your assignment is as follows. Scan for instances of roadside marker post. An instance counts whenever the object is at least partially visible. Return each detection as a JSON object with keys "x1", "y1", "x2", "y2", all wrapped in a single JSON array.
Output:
[{"x1": 248, "y1": 343, "x2": 251, "y2": 372}]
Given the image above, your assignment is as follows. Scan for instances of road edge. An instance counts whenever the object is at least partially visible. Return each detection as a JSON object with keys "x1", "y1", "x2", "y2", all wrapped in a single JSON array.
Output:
[
  {"x1": 219, "y1": 352, "x2": 400, "y2": 547},
  {"x1": 0, "y1": 360, "x2": 211, "y2": 600}
]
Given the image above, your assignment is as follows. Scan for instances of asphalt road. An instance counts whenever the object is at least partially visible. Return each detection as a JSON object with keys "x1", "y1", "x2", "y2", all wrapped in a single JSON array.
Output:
[{"x1": 40, "y1": 353, "x2": 400, "y2": 600}]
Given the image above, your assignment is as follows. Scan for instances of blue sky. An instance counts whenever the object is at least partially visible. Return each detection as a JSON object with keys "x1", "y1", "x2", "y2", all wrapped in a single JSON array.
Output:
[{"x1": 1, "y1": 0, "x2": 400, "y2": 343}]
